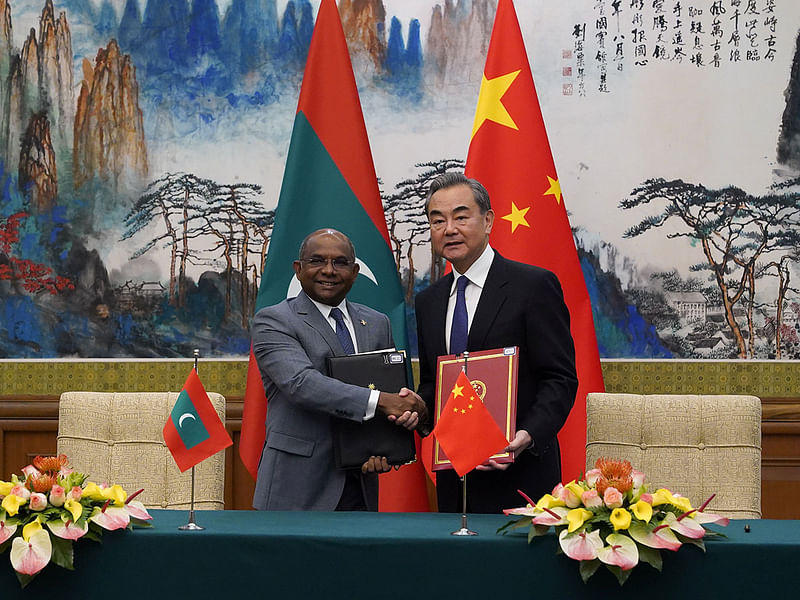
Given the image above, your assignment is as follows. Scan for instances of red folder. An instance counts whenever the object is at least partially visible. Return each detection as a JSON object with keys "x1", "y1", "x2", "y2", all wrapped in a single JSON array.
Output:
[{"x1": 433, "y1": 347, "x2": 519, "y2": 471}]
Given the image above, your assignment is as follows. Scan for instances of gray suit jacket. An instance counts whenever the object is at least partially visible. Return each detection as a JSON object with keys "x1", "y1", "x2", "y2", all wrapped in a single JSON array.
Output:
[{"x1": 251, "y1": 291, "x2": 394, "y2": 510}]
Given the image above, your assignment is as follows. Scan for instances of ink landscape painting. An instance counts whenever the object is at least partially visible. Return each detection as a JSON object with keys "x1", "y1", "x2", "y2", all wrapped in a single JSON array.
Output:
[{"x1": 1, "y1": 0, "x2": 798, "y2": 360}]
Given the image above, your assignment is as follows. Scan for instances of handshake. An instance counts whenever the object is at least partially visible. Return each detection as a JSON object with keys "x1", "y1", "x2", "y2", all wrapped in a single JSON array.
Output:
[
  {"x1": 378, "y1": 387, "x2": 428, "y2": 432},
  {"x1": 361, "y1": 388, "x2": 428, "y2": 475}
]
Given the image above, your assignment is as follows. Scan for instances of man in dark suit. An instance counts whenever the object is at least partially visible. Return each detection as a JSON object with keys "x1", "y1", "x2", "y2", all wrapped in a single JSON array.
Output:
[
  {"x1": 252, "y1": 228, "x2": 425, "y2": 511},
  {"x1": 416, "y1": 173, "x2": 578, "y2": 514}
]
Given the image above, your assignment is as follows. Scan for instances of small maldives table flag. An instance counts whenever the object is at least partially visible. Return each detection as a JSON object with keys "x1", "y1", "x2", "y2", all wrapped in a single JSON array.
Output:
[{"x1": 163, "y1": 369, "x2": 232, "y2": 472}]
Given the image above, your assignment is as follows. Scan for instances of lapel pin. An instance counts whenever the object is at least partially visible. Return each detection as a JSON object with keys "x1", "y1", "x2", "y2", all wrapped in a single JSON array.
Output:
[{"x1": 360, "y1": 320, "x2": 367, "y2": 326}]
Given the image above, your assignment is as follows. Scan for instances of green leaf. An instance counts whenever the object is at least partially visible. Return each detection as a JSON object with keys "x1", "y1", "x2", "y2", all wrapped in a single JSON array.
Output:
[
  {"x1": 61, "y1": 472, "x2": 87, "y2": 490},
  {"x1": 497, "y1": 518, "x2": 528, "y2": 535},
  {"x1": 496, "y1": 520, "x2": 514, "y2": 535},
  {"x1": 49, "y1": 535, "x2": 75, "y2": 570},
  {"x1": 579, "y1": 559, "x2": 601, "y2": 583},
  {"x1": 702, "y1": 529, "x2": 728, "y2": 539},
  {"x1": 39, "y1": 510, "x2": 58, "y2": 520},
  {"x1": 528, "y1": 524, "x2": 551, "y2": 541},
  {"x1": 606, "y1": 564, "x2": 633, "y2": 586},
  {"x1": 15, "y1": 570, "x2": 35, "y2": 589},
  {"x1": 130, "y1": 518, "x2": 153, "y2": 529},
  {"x1": 636, "y1": 544, "x2": 663, "y2": 571},
  {"x1": 0, "y1": 533, "x2": 16, "y2": 554},
  {"x1": 83, "y1": 529, "x2": 102, "y2": 543},
  {"x1": 593, "y1": 512, "x2": 613, "y2": 527},
  {"x1": 678, "y1": 535, "x2": 706, "y2": 552},
  {"x1": 75, "y1": 502, "x2": 93, "y2": 524}
]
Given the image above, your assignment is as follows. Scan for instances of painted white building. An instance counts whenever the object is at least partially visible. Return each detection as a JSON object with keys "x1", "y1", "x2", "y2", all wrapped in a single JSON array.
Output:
[{"x1": 667, "y1": 292, "x2": 707, "y2": 323}]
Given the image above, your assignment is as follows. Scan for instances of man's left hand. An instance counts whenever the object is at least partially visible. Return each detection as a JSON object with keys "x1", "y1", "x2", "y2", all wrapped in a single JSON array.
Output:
[
  {"x1": 475, "y1": 429, "x2": 532, "y2": 471},
  {"x1": 362, "y1": 456, "x2": 395, "y2": 473},
  {"x1": 391, "y1": 410, "x2": 420, "y2": 430},
  {"x1": 386, "y1": 388, "x2": 427, "y2": 430}
]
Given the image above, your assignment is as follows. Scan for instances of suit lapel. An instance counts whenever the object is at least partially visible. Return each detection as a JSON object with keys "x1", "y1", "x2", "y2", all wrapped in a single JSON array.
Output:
[
  {"x1": 346, "y1": 301, "x2": 373, "y2": 352},
  {"x1": 293, "y1": 292, "x2": 340, "y2": 355},
  {"x1": 468, "y1": 254, "x2": 509, "y2": 350}
]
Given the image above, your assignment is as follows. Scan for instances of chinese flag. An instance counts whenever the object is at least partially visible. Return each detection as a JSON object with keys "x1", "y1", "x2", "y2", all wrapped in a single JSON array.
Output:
[
  {"x1": 433, "y1": 371, "x2": 509, "y2": 477},
  {"x1": 239, "y1": 0, "x2": 429, "y2": 511},
  {"x1": 464, "y1": 0, "x2": 605, "y2": 481},
  {"x1": 163, "y1": 369, "x2": 232, "y2": 473}
]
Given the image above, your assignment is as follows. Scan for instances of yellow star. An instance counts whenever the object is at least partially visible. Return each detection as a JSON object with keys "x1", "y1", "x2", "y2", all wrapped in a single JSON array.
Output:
[
  {"x1": 468, "y1": 403, "x2": 473, "y2": 410},
  {"x1": 544, "y1": 176, "x2": 562, "y2": 204},
  {"x1": 502, "y1": 202, "x2": 531, "y2": 233},
  {"x1": 461, "y1": 409, "x2": 466, "y2": 414},
  {"x1": 453, "y1": 407, "x2": 459, "y2": 413},
  {"x1": 470, "y1": 70, "x2": 521, "y2": 140},
  {"x1": 452, "y1": 384, "x2": 464, "y2": 398}
]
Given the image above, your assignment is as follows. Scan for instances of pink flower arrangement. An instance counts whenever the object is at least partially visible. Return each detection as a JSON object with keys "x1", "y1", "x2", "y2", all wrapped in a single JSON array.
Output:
[
  {"x1": 0, "y1": 454, "x2": 153, "y2": 587},
  {"x1": 500, "y1": 457, "x2": 729, "y2": 585}
]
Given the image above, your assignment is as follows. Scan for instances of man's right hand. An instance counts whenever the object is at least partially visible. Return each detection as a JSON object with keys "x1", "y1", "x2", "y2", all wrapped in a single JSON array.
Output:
[{"x1": 378, "y1": 387, "x2": 426, "y2": 419}]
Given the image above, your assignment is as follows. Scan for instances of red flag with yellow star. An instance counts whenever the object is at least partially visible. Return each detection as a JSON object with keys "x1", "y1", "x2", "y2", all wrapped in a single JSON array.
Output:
[
  {"x1": 464, "y1": 0, "x2": 605, "y2": 481},
  {"x1": 432, "y1": 371, "x2": 509, "y2": 477}
]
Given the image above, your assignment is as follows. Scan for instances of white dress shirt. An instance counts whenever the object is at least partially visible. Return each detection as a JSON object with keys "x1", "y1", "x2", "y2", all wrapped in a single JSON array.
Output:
[
  {"x1": 444, "y1": 245, "x2": 533, "y2": 449},
  {"x1": 308, "y1": 297, "x2": 379, "y2": 420},
  {"x1": 445, "y1": 244, "x2": 495, "y2": 353}
]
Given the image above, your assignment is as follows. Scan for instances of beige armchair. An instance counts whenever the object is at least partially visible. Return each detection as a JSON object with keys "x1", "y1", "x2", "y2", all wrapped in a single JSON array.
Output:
[
  {"x1": 57, "y1": 391, "x2": 226, "y2": 510},
  {"x1": 586, "y1": 393, "x2": 761, "y2": 519}
]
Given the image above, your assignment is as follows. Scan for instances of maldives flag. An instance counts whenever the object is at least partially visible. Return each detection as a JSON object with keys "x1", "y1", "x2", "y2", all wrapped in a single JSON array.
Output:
[
  {"x1": 464, "y1": 0, "x2": 605, "y2": 481},
  {"x1": 163, "y1": 368, "x2": 232, "y2": 473},
  {"x1": 239, "y1": 0, "x2": 429, "y2": 511},
  {"x1": 433, "y1": 371, "x2": 509, "y2": 477}
]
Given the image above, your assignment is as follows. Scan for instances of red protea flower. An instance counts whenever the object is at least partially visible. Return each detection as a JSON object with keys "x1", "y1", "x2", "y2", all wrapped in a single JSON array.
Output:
[
  {"x1": 594, "y1": 457, "x2": 634, "y2": 495},
  {"x1": 30, "y1": 474, "x2": 58, "y2": 493},
  {"x1": 32, "y1": 454, "x2": 70, "y2": 474}
]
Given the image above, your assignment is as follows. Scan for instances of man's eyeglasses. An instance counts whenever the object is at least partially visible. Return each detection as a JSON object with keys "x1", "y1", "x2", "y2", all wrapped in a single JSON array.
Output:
[{"x1": 298, "y1": 257, "x2": 355, "y2": 270}]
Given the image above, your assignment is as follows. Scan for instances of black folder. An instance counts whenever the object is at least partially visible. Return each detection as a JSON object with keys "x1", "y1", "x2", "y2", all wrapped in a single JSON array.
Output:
[{"x1": 327, "y1": 350, "x2": 417, "y2": 469}]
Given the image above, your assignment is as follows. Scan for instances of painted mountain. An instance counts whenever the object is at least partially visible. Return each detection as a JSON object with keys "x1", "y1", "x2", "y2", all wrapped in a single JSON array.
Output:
[
  {"x1": 2, "y1": 0, "x2": 794, "y2": 360},
  {"x1": 0, "y1": 0, "x2": 495, "y2": 358}
]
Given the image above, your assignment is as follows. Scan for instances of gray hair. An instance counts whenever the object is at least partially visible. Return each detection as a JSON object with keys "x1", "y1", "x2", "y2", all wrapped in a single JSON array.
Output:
[{"x1": 424, "y1": 172, "x2": 492, "y2": 215}]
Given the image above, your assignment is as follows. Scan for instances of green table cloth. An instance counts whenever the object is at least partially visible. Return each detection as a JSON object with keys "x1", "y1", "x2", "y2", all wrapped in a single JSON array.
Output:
[{"x1": 1, "y1": 511, "x2": 795, "y2": 598}]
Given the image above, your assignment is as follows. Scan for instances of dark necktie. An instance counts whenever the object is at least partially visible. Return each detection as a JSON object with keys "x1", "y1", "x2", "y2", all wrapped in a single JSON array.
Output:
[
  {"x1": 449, "y1": 275, "x2": 469, "y2": 355},
  {"x1": 330, "y1": 307, "x2": 355, "y2": 355}
]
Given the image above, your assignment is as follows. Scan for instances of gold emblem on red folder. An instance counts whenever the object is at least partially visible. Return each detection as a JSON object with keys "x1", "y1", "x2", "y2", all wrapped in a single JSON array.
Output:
[
  {"x1": 433, "y1": 347, "x2": 519, "y2": 471},
  {"x1": 470, "y1": 379, "x2": 487, "y2": 400}
]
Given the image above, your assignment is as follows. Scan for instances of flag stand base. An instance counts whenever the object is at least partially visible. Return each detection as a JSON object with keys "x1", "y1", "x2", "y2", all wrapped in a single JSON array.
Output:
[
  {"x1": 177, "y1": 464, "x2": 205, "y2": 531},
  {"x1": 451, "y1": 514, "x2": 477, "y2": 536},
  {"x1": 450, "y1": 475, "x2": 477, "y2": 535},
  {"x1": 179, "y1": 509, "x2": 205, "y2": 531}
]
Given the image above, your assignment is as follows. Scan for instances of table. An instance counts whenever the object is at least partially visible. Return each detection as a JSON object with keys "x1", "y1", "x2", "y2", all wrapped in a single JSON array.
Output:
[{"x1": 2, "y1": 511, "x2": 797, "y2": 598}]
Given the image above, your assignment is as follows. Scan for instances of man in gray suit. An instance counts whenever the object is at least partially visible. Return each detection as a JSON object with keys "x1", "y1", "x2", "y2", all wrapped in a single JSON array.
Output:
[{"x1": 252, "y1": 228, "x2": 425, "y2": 511}]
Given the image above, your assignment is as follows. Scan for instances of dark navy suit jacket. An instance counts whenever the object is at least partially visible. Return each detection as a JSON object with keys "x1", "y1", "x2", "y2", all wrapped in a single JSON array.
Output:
[{"x1": 415, "y1": 252, "x2": 578, "y2": 513}]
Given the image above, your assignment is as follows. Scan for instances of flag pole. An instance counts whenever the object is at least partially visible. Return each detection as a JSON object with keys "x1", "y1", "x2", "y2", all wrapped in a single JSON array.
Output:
[
  {"x1": 179, "y1": 349, "x2": 205, "y2": 531},
  {"x1": 451, "y1": 352, "x2": 477, "y2": 536}
]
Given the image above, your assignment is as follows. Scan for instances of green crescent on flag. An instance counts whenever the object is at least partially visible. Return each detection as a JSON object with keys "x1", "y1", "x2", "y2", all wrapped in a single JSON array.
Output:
[
  {"x1": 255, "y1": 114, "x2": 407, "y2": 344},
  {"x1": 169, "y1": 389, "x2": 210, "y2": 448}
]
